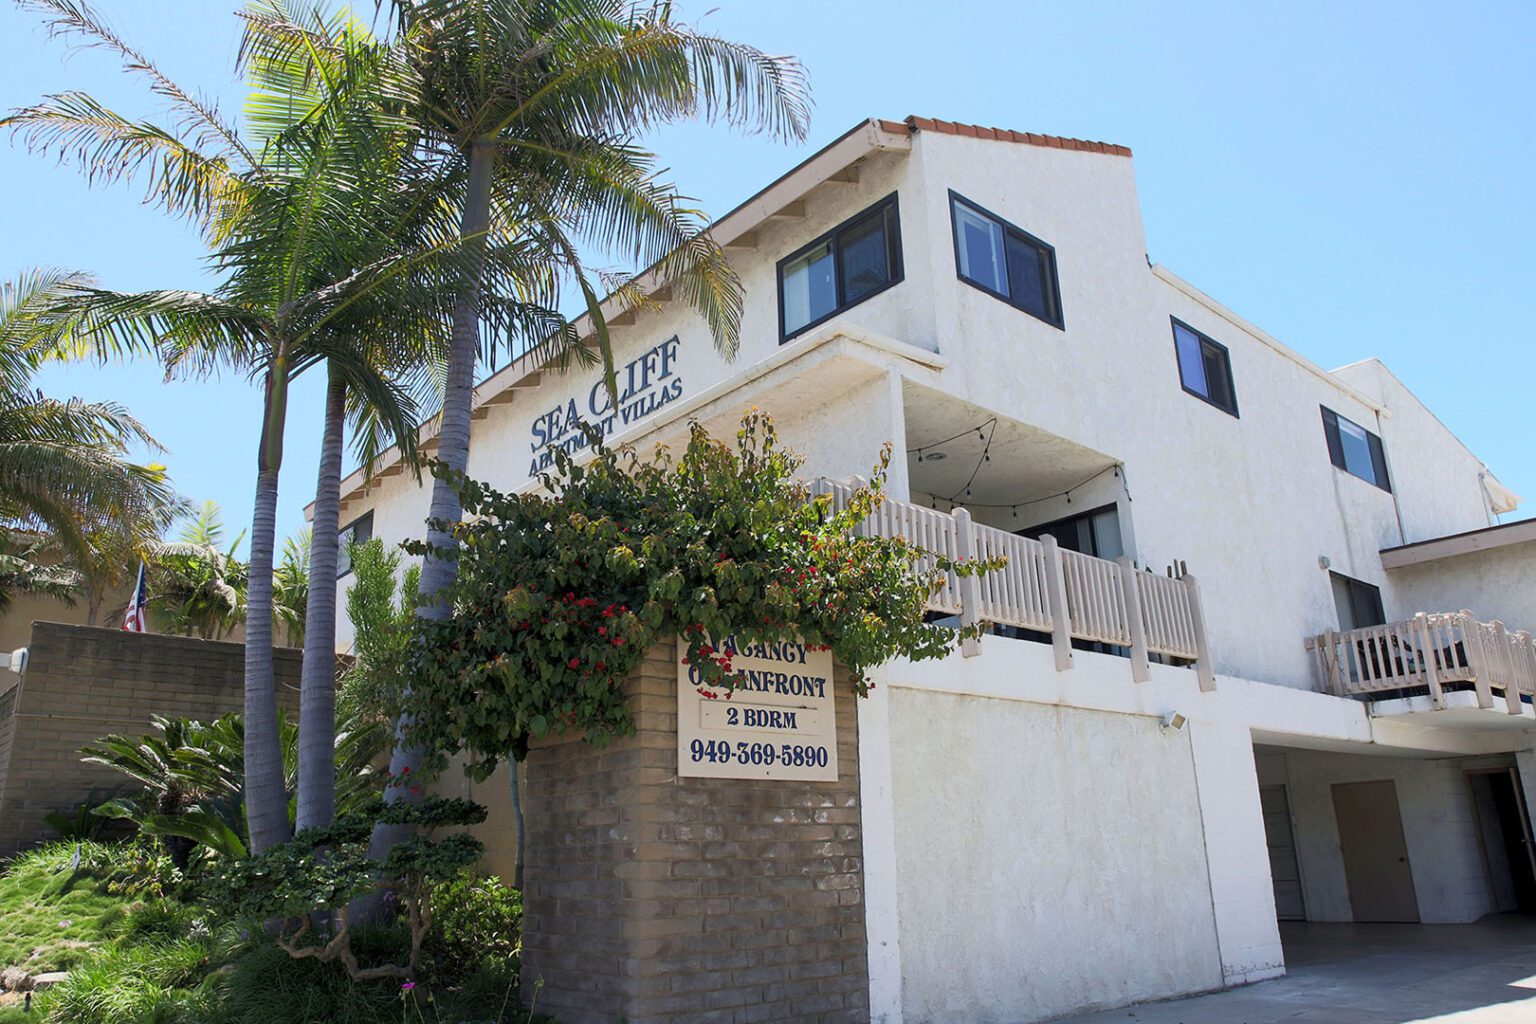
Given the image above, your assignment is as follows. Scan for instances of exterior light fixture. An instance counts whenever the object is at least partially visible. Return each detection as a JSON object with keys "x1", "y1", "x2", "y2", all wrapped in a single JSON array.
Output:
[
  {"x1": 1160, "y1": 711, "x2": 1187, "y2": 732},
  {"x1": 4, "y1": 648, "x2": 28, "y2": 675}
]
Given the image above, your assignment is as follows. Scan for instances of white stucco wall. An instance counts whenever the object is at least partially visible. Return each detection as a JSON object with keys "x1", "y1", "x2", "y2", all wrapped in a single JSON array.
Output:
[
  {"x1": 886, "y1": 686, "x2": 1222, "y2": 1023},
  {"x1": 1281, "y1": 748, "x2": 1492, "y2": 923},
  {"x1": 1388, "y1": 541, "x2": 1536, "y2": 630},
  {"x1": 330, "y1": 125, "x2": 1507, "y2": 695},
  {"x1": 1331, "y1": 359, "x2": 1500, "y2": 544}
]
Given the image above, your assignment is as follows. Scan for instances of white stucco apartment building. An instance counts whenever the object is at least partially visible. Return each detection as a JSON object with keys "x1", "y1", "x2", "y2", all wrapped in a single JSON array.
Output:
[{"x1": 326, "y1": 116, "x2": 1536, "y2": 1023}]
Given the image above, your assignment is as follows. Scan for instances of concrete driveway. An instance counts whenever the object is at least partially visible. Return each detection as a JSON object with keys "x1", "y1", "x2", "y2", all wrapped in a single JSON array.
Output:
[{"x1": 1057, "y1": 918, "x2": 1536, "y2": 1024}]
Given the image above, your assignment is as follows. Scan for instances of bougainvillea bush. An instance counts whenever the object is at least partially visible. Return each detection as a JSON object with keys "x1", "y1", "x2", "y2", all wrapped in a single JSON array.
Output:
[{"x1": 404, "y1": 413, "x2": 996, "y2": 779}]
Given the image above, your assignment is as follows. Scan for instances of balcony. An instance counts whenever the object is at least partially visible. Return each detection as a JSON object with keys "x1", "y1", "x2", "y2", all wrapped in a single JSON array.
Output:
[
  {"x1": 1305, "y1": 613, "x2": 1536, "y2": 717},
  {"x1": 813, "y1": 479, "x2": 1215, "y2": 688}
]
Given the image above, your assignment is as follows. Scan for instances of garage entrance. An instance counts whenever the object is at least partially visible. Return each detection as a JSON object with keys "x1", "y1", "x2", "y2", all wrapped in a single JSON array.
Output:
[{"x1": 1254, "y1": 744, "x2": 1536, "y2": 925}]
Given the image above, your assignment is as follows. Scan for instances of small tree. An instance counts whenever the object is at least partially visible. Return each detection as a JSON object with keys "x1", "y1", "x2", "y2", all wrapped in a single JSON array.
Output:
[
  {"x1": 209, "y1": 796, "x2": 486, "y2": 981},
  {"x1": 339, "y1": 537, "x2": 421, "y2": 726},
  {"x1": 403, "y1": 413, "x2": 996, "y2": 780}
]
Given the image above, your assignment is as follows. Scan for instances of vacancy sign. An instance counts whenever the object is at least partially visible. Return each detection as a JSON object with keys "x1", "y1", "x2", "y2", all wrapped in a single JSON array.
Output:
[{"x1": 677, "y1": 636, "x2": 837, "y2": 782}]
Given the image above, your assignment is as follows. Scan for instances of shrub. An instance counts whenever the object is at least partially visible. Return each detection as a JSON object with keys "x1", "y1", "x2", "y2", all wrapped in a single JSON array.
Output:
[
  {"x1": 426, "y1": 874, "x2": 521, "y2": 983},
  {"x1": 405, "y1": 413, "x2": 997, "y2": 779}
]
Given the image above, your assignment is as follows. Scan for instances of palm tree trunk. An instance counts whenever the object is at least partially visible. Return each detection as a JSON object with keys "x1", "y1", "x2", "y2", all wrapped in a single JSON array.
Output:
[
  {"x1": 245, "y1": 362, "x2": 293, "y2": 855},
  {"x1": 296, "y1": 366, "x2": 346, "y2": 832},
  {"x1": 366, "y1": 140, "x2": 497, "y2": 875}
]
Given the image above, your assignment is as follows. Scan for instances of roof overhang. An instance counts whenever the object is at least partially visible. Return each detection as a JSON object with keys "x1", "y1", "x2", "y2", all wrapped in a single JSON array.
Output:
[
  {"x1": 319, "y1": 118, "x2": 915, "y2": 516},
  {"x1": 1381, "y1": 517, "x2": 1536, "y2": 570}
]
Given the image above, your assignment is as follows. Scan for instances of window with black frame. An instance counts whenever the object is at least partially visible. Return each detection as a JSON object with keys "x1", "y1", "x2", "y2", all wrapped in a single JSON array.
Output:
[
  {"x1": 1171, "y1": 318, "x2": 1238, "y2": 416},
  {"x1": 336, "y1": 511, "x2": 374, "y2": 578},
  {"x1": 1330, "y1": 572, "x2": 1385, "y2": 632},
  {"x1": 1321, "y1": 406, "x2": 1391, "y2": 491},
  {"x1": 949, "y1": 191, "x2": 1063, "y2": 328},
  {"x1": 777, "y1": 193, "x2": 903, "y2": 340}
]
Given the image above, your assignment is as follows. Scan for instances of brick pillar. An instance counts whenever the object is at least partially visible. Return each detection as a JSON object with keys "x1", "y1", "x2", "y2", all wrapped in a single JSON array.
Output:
[{"x1": 520, "y1": 639, "x2": 869, "y2": 1024}]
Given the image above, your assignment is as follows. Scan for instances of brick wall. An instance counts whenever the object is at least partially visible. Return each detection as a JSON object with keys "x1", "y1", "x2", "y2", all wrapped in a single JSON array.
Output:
[
  {"x1": 0, "y1": 622, "x2": 301, "y2": 857},
  {"x1": 519, "y1": 639, "x2": 869, "y2": 1024}
]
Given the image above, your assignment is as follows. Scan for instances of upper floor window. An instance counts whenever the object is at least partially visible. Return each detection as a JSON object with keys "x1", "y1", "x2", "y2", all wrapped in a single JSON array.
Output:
[
  {"x1": 1171, "y1": 318, "x2": 1238, "y2": 416},
  {"x1": 1321, "y1": 407, "x2": 1391, "y2": 492},
  {"x1": 778, "y1": 193, "x2": 902, "y2": 341},
  {"x1": 337, "y1": 511, "x2": 374, "y2": 578},
  {"x1": 949, "y1": 191, "x2": 1063, "y2": 328}
]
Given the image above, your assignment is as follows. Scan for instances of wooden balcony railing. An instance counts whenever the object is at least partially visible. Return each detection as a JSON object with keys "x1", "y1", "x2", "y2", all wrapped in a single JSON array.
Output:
[
  {"x1": 813, "y1": 478, "x2": 1215, "y2": 689},
  {"x1": 1305, "y1": 612, "x2": 1536, "y2": 713}
]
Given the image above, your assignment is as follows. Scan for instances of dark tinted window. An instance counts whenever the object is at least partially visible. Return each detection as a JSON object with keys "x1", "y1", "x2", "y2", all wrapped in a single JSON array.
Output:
[
  {"x1": 337, "y1": 512, "x2": 374, "y2": 578},
  {"x1": 778, "y1": 194, "x2": 903, "y2": 340},
  {"x1": 1330, "y1": 572, "x2": 1385, "y2": 631},
  {"x1": 1321, "y1": 407, "x2": 1391, "y2": 491},
  {"x1": 1171, "y1": 319, "x2": 1238, "y2": 415},
  {"x1": 950, "y1": 192, "x2": 1063, "y2": 328}
]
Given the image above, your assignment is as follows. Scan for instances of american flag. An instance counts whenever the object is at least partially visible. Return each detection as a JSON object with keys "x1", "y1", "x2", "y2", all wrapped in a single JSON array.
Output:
[{"x1": 123, "y1": 561, "x2": 148, "y2": 633}]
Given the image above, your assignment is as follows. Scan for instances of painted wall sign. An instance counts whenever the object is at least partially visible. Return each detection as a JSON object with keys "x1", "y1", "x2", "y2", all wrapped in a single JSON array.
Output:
[
  {"x1": 676, "y1": 636, "x2": 838, "y2": 781},
  {"x1": 527, "y1": 336, "x2": 685, "y2": 475}
]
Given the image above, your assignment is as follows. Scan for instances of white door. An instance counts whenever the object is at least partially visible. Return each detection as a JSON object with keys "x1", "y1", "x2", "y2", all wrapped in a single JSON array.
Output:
[{"x1": 1260, "y1": 784, "x2": 1306, "y2": 921}]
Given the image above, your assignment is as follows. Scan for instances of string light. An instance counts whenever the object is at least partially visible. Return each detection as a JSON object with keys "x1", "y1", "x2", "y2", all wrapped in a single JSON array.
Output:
[{"x1": 909, "y1": 416, "x2": 1127, "y2": 516}]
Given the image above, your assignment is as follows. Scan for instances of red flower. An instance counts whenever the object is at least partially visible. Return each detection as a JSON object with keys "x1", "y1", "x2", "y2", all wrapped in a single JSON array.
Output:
[
  {"x1": 568, "y1": 657, "x2": 581, "y2": 669},
  {"x1": 598, "y1": 626, "x2": 607, "y2": 636}
]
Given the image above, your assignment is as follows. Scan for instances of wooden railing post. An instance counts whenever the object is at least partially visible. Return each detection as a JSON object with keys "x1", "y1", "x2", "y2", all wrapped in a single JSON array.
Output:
[
  {"x1": 846, "y1": 475, "x2": 869, "y2": 536},
  {"x1": 1323, "y1": 629, "x2": 1343, "y2": 695},
  {"x1": 1517, "y1": 631, "x2": 1536, "y2": 705},
  {"x1": 1414, "y1": 612, "x2": 1444, "y2": 710},
  {"x1": 1463, "y1": 610, "x2": 1494, "y2": 709},
  {"x1": 1492, "y1": 621, "x2": 1522, "y2": 715},
  {"x1": 952, "y1": 507, "x2": 982, "y2": 659},
  {"x1": 1182, "y1": 573, "x2": 1217, "y2": 692},
  {"x1": 1118, "y1": 557, "x2": 1150, "y2": 683},
  {"x1": 1041, "y1": 533, "x2": 1073, "y2": 672}
]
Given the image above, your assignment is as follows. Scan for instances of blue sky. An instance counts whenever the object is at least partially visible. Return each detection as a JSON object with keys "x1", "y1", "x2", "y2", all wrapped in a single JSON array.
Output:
[{"x1": 3, "y1": 0, "x2": 1532, "y2": 553}]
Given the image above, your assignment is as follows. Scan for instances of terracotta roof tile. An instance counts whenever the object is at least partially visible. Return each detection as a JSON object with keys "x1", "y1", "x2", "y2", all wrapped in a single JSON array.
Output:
[{"x1": 890, "y1": 115, "x2": 1131, "y2": 158}]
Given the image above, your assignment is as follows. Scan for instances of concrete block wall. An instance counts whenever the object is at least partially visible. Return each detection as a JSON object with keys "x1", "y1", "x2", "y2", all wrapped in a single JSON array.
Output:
[
  {"x1": 0, "y1": 622, "x2": 301, "y2": 857},
  {"x1": 518, "y1": 639, "x2": 868, "y2": 1024}
]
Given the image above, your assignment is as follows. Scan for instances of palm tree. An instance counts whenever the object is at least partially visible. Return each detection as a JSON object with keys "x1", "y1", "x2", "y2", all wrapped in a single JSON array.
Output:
[
  {"x1": 5, "y1": 0, "x2": 447, "y2": 855},
  {"x1": 0, "y1": 529, "x2": 82, "y2": 614},
  {"x1": 348, "y1": 0, "x2": 810, "y2": 864},
  {"x1": 0, "y1": 269, "x2": 184, "y2": 580},
  {"x1": 146, "y1": 501, "x2": 249, "y2": 639}
]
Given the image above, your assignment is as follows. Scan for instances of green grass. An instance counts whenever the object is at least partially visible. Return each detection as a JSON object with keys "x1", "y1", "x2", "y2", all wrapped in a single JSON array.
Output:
[
  {"x1": 0, "y1": 842, "x2": 135, "y2": 974},
  {"x1": 39, "y1": 939, "x2": 228, "y2": 1024}
]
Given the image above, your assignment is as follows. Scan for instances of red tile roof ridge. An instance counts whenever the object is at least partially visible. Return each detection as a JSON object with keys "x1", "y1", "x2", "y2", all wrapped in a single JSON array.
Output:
[{"x1": 895, "y1": 115, "x2": 1131, "y2": 158}]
